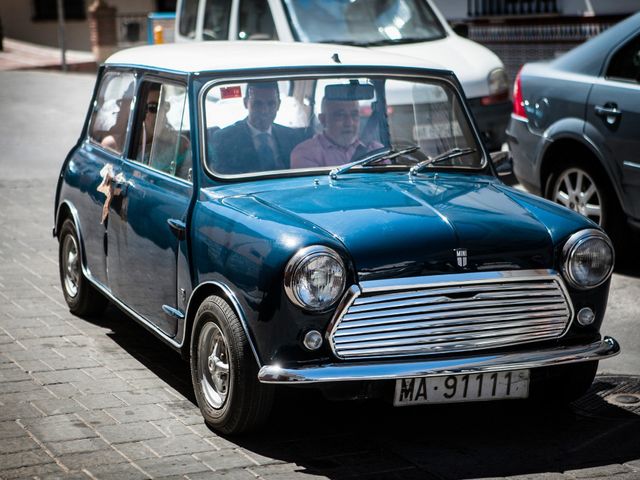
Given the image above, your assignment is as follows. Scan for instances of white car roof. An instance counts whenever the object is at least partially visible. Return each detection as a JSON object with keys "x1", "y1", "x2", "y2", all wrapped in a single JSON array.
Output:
[{"x1": 105, "y1": 41, "x2": 448, "y2": 74}]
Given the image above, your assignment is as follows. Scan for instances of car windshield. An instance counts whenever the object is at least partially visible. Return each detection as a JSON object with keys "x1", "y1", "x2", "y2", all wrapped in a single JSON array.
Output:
[
  {"x1": 203, "y1": 74, "x2": 483, "y2": 177},
  {"x1": 281, "y1": 0, "x2": 445, "y2": 44}
]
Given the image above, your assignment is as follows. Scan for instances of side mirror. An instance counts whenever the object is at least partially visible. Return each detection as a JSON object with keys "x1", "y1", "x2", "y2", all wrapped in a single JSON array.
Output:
[
  {"x1": 491, "y1": 151, "x2": 513, "y2": 177},
  {"x1": 452, "y1": 23, "x2": 469, "y2": 38}
]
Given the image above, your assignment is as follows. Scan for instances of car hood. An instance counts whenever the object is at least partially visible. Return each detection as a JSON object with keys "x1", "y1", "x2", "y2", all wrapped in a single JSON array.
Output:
[
  {"x1": 371, "y1": 36, "x2": 504, "y2": 99},
  {"x1": 215, "y1": 173, "x2": 563, "y2": 280}
]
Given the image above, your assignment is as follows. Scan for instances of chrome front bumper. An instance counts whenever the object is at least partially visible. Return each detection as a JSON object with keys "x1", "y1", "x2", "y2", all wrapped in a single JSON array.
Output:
[{"x1": 258, "y1": 336, "x2": 620, "y2": 384}]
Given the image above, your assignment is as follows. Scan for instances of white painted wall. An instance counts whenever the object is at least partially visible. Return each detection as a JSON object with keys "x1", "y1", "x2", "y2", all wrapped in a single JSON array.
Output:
[{"x1": 0, "y1": 0, "x2": 155, "y2": 51}]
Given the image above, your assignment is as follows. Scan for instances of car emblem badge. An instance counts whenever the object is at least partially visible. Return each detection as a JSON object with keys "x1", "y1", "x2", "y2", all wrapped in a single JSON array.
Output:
[{"x1": 455, "y1": 248, "x2": 468, "y2": 268}]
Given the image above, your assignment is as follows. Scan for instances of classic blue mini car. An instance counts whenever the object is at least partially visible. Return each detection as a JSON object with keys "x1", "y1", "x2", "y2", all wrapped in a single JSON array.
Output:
[{"x1": 55, "y1": 42, "x2": 620, "y2": 434}]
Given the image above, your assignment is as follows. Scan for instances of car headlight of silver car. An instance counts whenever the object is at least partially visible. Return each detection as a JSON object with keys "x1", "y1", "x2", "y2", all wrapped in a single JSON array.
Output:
[
  {"x1": 488, "y1": 68, "x2": 509, "y2": 96},
  {"x1": 562, "y1": 229, "x2": 614, "y2": 289},
  {"x1": 284, "y1": 246, "x2": 346, "y2": 311}
]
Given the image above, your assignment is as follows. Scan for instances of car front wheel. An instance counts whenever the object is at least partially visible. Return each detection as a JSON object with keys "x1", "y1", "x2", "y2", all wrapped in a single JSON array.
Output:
[
  {"x1": 546, "y1": 163, "x2": 612, "y2": 229},
  {"x1": 58, "y1": 219, "x2": 108, "y2": 316},
  {"x1": 190, "y1": 295, "x2": 274, "y2": 434}
]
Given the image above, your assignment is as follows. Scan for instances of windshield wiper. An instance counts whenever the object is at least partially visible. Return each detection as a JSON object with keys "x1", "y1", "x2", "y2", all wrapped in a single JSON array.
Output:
[
  {"x1": 361, "y1": 37, "x2": 437, "y2": 46},
  {"x1": 318, "y1": 40, "x2": 370, "y2": 47},
  {"x1": 330, "y1": 146, "x2": 420, "y2": 180},
  {"x1": 409, "y1": 147, "x2": 476, "y2": 176}
]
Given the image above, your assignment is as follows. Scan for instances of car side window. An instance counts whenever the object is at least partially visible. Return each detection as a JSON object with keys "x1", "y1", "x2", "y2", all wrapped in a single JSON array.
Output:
[
  {"x1": 132, "y1": 81, "x2": 192, "y2": 181},
  {"x1": 88, "y1": 71, "x2": 135, "y2": 154},
  {"x1": 179, "y1": 0, "x2": 199, "y2": 39},
  {"x1": 203, "y1": 0, "x2": 232, "y2": 40},
  {"x1": 606, "y1": 33, "x2": 640, "y2": 83},
  {"x1": 238, "y1": 0, "x2": 277, "y2": 40}
]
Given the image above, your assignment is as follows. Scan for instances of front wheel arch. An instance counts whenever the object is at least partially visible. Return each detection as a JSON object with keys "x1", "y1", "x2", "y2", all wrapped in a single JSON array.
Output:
[
  {"x1": 182, "y1": 282, "x2": 261, "y2": 366},
  {"x1": 540, "y1": 139, "x2": 621, "y2": 231},
  {"x1": 539, "y1": 138, "x2": 605, "y2": 197}
]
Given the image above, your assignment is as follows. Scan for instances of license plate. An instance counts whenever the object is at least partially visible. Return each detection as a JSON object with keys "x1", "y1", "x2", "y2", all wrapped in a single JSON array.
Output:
[{"x1": 393, "y1": 370, "x2": 530, "y2": 406}]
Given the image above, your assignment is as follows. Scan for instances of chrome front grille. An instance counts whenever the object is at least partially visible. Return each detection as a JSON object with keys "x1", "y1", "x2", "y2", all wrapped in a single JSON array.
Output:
[{"x1": 329, "y1": 270, "x2": 574, "y2": 360}]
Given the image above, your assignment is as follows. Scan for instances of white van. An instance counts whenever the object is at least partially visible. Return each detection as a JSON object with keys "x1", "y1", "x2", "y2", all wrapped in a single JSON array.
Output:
[{"x1": 175, "y1": 0, "x2": 511, "y2": 150}]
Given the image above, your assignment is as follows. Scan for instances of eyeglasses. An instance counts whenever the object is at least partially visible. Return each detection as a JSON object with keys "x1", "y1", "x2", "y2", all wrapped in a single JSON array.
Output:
[{"x1": 146, "y1": 102, "x2": 159, "y2": 114}]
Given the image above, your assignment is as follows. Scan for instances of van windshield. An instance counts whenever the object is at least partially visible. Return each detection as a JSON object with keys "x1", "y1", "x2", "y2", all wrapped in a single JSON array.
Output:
[{"x1": 282, "y1": 0, "x2": 446, "y2": 45}]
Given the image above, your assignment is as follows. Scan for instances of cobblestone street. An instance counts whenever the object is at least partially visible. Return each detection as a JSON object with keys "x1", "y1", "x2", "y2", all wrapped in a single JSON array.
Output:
[{"x1": 1, "y1": 71, "x2": 639, "y2": 480}]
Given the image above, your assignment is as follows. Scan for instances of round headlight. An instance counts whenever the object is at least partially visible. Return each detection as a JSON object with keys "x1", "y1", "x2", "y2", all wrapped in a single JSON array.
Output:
[
  {"x1": 284, "y1": 246, "x2": 346, "y2": 311},
  {"x1": 562, "y1": 229, "x2": 614, "y2": 289}
]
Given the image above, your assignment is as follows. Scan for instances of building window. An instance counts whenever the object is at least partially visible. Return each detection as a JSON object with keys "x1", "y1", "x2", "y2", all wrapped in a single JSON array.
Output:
[
  {"x1": 467, "y1": 0, "x2": 558, "y2": 17},
  {"x1": 33, "y1": 0, "x2": 86, "y2": 21},
  {"x1": 156, "y1": 0, "x2": 177, "y2": 12}
]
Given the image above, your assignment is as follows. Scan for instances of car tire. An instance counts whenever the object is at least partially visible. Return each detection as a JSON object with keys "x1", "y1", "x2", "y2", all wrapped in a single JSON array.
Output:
[
  {"x1": 531, "y1": 360, "x2": 598, "y2": 405},
  {"x1": 190, "y1": 295, "x2": 274, "y2": 434},
  {"x1": 58, "y1": 219, "x2": 108, "y2": 317},
  {"x1": 545, "y1": 161, "x2": 618, "y2": 232}
]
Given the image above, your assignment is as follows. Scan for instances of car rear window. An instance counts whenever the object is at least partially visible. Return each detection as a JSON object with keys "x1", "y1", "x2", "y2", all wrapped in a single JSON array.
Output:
[{"x1": 88, "y1": 71, "x2": 135, "y2": 154}]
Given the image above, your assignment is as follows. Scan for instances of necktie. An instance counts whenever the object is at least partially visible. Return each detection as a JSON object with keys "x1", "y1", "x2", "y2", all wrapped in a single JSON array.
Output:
[{"x1": 256, "y1": 133, "x2": 275, "y2": 170}]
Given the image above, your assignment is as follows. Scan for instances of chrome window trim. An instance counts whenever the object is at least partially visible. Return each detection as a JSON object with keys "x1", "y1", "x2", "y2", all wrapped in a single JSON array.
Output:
[
  {"x1": 562, "y1": 228, "x2": 615, "y2": 290},
  {"x1": 327, "y1": 269, "x2": 575, "y2": 360},
  {"x1": 197, "y1": 69, "x2": 487, "y2": 182},
  {"x1": 119, "y1": 156, "x2": 194, "y2": 186},
  {"x1": 284, "y1": 245, "x2": 346, "y2": 312},
  {"x1": 624, "y1": 160, "x2": 640, "y2": 170}
]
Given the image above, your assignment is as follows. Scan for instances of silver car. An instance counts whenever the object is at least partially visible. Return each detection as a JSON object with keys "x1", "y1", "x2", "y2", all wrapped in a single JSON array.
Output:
[{"x1": 507, "y1": 12, "x2": 640, "y2": 237}]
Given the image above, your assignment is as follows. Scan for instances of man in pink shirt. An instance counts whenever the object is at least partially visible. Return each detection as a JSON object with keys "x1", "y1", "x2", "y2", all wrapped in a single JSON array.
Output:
[{"x1": 290, "y1": 97, "x2": 383, "y2": 168}]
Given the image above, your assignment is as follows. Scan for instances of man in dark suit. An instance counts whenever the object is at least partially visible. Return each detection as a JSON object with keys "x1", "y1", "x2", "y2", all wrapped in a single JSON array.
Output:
[{"x1": 208, "y1": 81, "x2": 302, "y2": 174}]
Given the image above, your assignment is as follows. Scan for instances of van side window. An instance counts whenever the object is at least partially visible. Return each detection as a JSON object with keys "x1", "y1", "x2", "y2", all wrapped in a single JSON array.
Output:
[
  {"x1": 89, "y1": 72, "x2": 135, "y2": 154},
  {"x1": 203, "y1": 0, "x2": 232, "y2": 40},
  {"x1": 179, "y1": 0, "x2": 199, "y2": 39},
  {"x1": 607, "y1": 34, "x2": 640, "y2": 83},
  {"x1": 133, "y1": 82, "x2": 192, "y2": 181},
  {"x1": 238, "y1": 0, "x2": 277, "y2": 40}
]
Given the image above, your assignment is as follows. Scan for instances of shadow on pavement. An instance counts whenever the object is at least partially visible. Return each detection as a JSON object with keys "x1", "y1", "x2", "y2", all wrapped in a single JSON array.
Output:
[
  {"x1": 84, "y1": 304, "x2": 195, "y2": 403},
  {"x1": 88, "y1": 306, "x2": 640, "y2": 479},
  {"x1": 235, "y1": 382, "x2": 640, "y2": 479},
  {"x1": 613, "y1": 227, "x2": 640, "y2": 277}
]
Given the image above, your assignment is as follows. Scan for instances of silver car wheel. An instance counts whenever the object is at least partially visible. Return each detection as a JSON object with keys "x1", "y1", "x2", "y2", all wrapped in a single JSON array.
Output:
[
  {"x1": 198, "y1": 322, "x2": 230, "y2": 409},
  {"x1": 61, "y1": 234, "x2": 80, "y2": 298},
  {"x1": 552, "y1": 167, "x2": 603, "y2": 226}
]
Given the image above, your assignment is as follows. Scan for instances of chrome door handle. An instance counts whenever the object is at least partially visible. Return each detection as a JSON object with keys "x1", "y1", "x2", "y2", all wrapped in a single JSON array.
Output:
[
  {"x1": 167, "y1": 218, "x2": 186, "y2": 240},
  {"x1": 595, "y1": 104, "x2": 621, "y2": 126},
  {"x1": 595, "y1": 105, "x2": 621, "y2": 116}
]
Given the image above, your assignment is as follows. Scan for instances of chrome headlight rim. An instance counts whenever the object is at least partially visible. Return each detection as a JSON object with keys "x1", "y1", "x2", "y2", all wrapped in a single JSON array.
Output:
[
  {"x1": 562, "y1": 228, "x2": 614, "y2": 290},
  {"x1": 284, "y1": 245, "x2": 346, "y2": 312}
]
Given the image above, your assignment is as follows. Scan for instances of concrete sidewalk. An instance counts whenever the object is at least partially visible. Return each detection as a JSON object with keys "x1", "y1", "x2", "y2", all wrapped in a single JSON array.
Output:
[{"x1": 0, "y1": 38, "x2": 96, "y2": 72}]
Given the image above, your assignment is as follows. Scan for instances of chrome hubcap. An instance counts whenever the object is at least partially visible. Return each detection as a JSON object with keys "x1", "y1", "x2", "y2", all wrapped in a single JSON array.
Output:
[
  {"x1": 62, "y1": 234, "x2": 80, "y2": 298},
  {"x1": 553, "y1": 168, "x2": 603, "y2": 226},
  {"x1": 198, "y1": 322, "x2": 230, "y2": 409}
]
